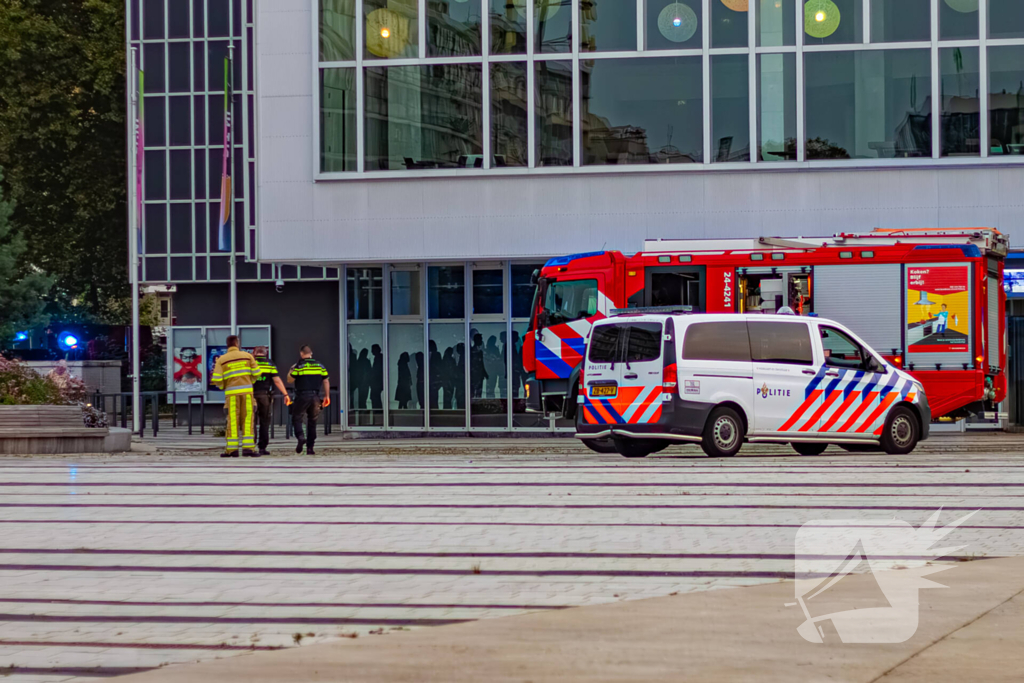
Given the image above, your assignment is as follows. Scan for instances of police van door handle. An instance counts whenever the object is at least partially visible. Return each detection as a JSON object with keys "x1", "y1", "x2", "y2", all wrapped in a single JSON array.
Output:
[
  {"x1": 802, "y1": 369, "x2": 817, "y2": 375},
  {"x1": 825, "y1": 370, "x2": 840, "y2": 377},
  {"x1": 623, "y1": 373, "x2": 638, "y2": 380}
]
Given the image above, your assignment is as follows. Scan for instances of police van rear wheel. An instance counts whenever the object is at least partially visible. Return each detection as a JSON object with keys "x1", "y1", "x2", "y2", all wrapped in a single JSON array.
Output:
[
  {"x1": 582, "y1": 437, "x2": 618, "y2": 454},
  {"x1": 881, "y1": 406, "x2": 919, "y2": 455},
  {"x1": 792, "y1": 442, "x2": 828, "y2": 456},
  {"x1": 701, "y1": 407, "x2": 743, "y2": 458}
]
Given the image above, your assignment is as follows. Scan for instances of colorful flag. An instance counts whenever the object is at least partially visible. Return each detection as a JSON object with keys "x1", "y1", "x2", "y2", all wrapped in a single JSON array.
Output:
[
  {"x1": 217, "y1": 56, "x2": 233, "y2": 252},
  {"x1": 136, "y1": 69, "x2": 144, "y2": 246}
]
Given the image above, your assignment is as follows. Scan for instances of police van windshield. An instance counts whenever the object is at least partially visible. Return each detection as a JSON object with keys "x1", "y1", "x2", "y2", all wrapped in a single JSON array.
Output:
[
  {"x1": 588, "y1": 322, "x2": 662, "y2": 364},
  {"x1": 543, "y1": 279, "x2": 598, "y2": 326}
]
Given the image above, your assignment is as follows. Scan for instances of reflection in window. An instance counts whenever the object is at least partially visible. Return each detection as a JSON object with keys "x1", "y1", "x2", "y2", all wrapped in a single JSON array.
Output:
[
  {"x1": 940, "y1": 47, "x2": 979, "y2": 157},
  {"x1": 536, "y1": 61, "x2": 573, "y2": 166},
  {"x1": 320, "y1": 68, "x2": 357, "y2": 173},
  {"x1": 388, "y1": 324, "x2": 424, "y2": 427},
  {"x1": 757, "y1": 0, "x2": 794, "y2": 47},
  {"x1": 511, "y1": 321, "x2": 544, "y2": 427},
  {"x1": 988, "y1": 46, "x2": 1024, "y2": 156},
  {"x1": 364, "y1": 0, "x2": 418, "y2": 59},
  {"x1": 320, "y1": 0, "x2": 356, "y2": 61},
  {"x1": 543, "y1": 279, "x2": 598, "y2": 325},
  {"x1": 711, "y1": 0, "x2": 748, "y2": 48},
  {"x1": 490, "y1": 0, "x2": 527, "y2": 54},
  {"x1": 391, "y1": 270, "x2": 421, "y2": 316},
  {"x1": 473, "y1": 269, "x2": 504, "y2": 316},
  {"x1": 347, "y1": 267, "x2": 383, "y2": 320},
  {"x1": 429, "y1": 323, "x2": 465, "y2": 427},
  {"x1": 871, "y1": 0, "x2": 930, "y2": 43},
  {"x1": 939, "y1": 0, "x2": 977, "y2": 41},
  {"x1": 580, "y1": 0, "x2": 637, "y2": 52},
  {"x1": 428, "y1": 266, "x2": 465, "y2": 319},
  {"x1": 581, "y1": 57, "x2": 703, "y2": 165},
  {"x1": 711, "y1": 55, "x2": 750, "y2": 163},
  {"x1": 470, "y1": 323, "x2": 507, "y2": 427},
  {"x1": 645, "y1": 0, "x2": 702, "y2": 50},
  {"x1": 531, "y1": 0, "x2": 572, "y2": 53},
  {"x1": 347, "y1": 324, "x2": 384, "y2": 426},
  {"x1": 805, "y1": 49, "x2": 931, "y2": 160},
  {"x1": 364, "y1": 64, "x2": 483, "y2": 170},
  {"x1": 491, "y1": 62, "x2": 528, "y2": 167},
  {"x1": 990, "y1": 0, "x2": 1024, "y2": 41},
  {"x1": 803, "y1": 0, "x2": 862, "y2": 45},
  {"x1": 757, "y1": 53, "x2": 796, "y2": 162},
  {"x1": 428, "y1": 0, "x2": 481, "y2": 56},
  {"x1": 511, "y1": 264, "x2": 543, "y2": 319}
]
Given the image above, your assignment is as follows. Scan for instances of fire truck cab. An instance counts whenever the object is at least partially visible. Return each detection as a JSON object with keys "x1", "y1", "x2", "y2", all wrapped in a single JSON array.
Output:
[{"x1": 524, "y1": 229, "x2": 1008, "y2": 423}]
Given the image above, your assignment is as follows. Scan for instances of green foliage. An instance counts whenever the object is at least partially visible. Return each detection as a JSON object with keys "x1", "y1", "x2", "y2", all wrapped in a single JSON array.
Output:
[
  {"x1": 0, "y1": 168, "x2": 52, "y2": 345},
  {"x1": 0, "y1": 356, "x2": 85, "y2": 405},
  {"x1": 0, "y1": 0, "x2": 127, "y2": 317}
]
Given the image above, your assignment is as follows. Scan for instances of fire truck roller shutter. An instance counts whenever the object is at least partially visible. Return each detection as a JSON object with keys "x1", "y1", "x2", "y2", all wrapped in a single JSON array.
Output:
[
  {"x1": 814, "y1": 265, "x2": 903, "y2": 355},
  {"x1": 988, "y1": 273, "x2": 1000, "y2": 370}
]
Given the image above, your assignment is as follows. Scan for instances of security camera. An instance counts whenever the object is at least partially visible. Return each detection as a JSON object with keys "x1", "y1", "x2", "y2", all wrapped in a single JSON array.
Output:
[{"x1": 275, "y1": 279, "x2": 284, "y2": 293}]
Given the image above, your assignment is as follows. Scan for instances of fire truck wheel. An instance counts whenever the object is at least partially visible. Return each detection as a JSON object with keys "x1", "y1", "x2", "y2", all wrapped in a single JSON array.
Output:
[
  {"x1": 581, "y1": 437, "x2": 618, "y2": 454},
  {"x1": 881, "y1": 406, "x2": 919, "y2": 455},
  {"x1": 701, "y1": 406, "x2": 743, "y2": 458},
  {"x1": 613, "y1": 438, "x2": 657, "y2": 458},
  {"x1": 792, "y1": 442, "x2": 828, "y2": 456}
]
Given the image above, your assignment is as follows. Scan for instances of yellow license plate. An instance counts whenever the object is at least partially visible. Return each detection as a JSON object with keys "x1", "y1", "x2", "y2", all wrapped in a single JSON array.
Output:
[{"x1": 591, "y1": 385, "x2": 617, "y2": 397}]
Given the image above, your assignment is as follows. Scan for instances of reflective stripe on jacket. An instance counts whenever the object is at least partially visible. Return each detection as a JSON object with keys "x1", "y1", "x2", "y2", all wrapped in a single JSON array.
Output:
[{"x1": 212, "y1": 347, "x2": 260, "y2": 394}]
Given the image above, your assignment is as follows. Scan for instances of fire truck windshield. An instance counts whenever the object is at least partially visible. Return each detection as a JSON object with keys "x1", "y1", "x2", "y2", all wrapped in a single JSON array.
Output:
[{"x1": 542, "y1": 279, "x2": 598, "y2": 326}]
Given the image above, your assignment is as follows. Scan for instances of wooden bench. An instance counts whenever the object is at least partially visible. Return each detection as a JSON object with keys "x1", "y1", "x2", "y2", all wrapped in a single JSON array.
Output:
[{"x1": 0, "y1": 405, "x2": 111, "y2": 454}]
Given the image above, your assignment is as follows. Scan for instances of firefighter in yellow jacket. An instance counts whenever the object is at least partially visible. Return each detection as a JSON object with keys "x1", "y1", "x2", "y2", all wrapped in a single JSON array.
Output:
[{"x1": 211, "y1": 335, "x2": 261, "y2": 457}]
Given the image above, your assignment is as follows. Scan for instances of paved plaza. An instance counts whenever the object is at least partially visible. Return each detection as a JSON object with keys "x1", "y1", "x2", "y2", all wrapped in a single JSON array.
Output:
[{"x1": 0, "y1": 438, "x2": 1022, "y2": 681}]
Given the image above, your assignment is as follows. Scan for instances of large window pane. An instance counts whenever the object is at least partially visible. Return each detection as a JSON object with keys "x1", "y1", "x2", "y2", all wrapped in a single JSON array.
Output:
[
  {"x1": 712, "y1": 0, "x2": 748, "y2": 48},
  {"x1": 990, "y1": 0, "x2": 1024, "y2": 40},
  {"x1": 939, "y1": 0, "x2": 977, "y2": 40},
  {"x1": 491, "y1": 63, "x2": 528, "y2": 167},
  {"x1": 473, "y1": 269, "x2": 504, "y2": 316},
  {"x1": 711, "y1": 54, "x2": 750, "y2": 163},
  {"x1": 391, "y1": 269, "x2": 421, "y2": 316},
  {"x1": 757, "y1": 0, "x2": 795, "y2": 47},
  {"x1": 364, "y1": 0, "x2": 418, "y2": 59},
  {"x1": 535, "y1": 0, "x2": 572, "y2": 53},
  {"x1": 757, "y1": 53, "x2": 797, "y2": 162},
  {"x1": 388, "y1": 324, "x2": 424, "y2": 427},
  {"x1": 581, "y1": 57, "x2": 703, "y2": 166},
  {"x1": 511, "y1": 321, "x2": 544, "y2": 428},
  {"x1": 871, "y1": 0, "x2": 930, "y2": 43},
  {"x1": 803, "y1": 0, "x2": 862, "y2": 45},
  {"x1": 580, "y1": 0, "x2": 637, "y2": 52},
  {"x1": 470, "y1": 323, "x2": 508, "y2": 427},
  {"x1": 429, "y1": 323, "x2": 466, "y2": 427},
  {"x1": 347, "y1": 267, "x2": 383, "y2": 320},
  {"x1": 490, "y1": 0, "x2": 527, "y2": 54},
  {"x1": 805, "y1": 49, "x2": 931, "y2": 160},
  {"x1": 940, "y1": 47, "x2": 979, "y2": 157},
  {"x1": 645, "y1": 0, "x2": 702, "y2": 50},
  {"x1": 320, "y1": 68, "x2": 357, "y2": 173},
  {"x1": 428, "y1": 0, "x2": 481, "y2": 56},
  {"x1": 365, "y1": 64, "x2": 483, "y2": 170},
  {"x1": 320, "y1": 0, "x2": 356, "y2": 61},
  {"x1": 536, "y1": 61, "x2": 573, "y2": 166},
  {"x1": 428, "y1": 266, "x2": 465, "y2": 318},
  {"x1": 988, "y1": 46, "x2": 1024, "y2": 156},
  {"x1": 511, "y1": 263, "x2": 542, "y2": 318},
  {"x1": 348, "y1": 324, "x2": 384, "y2": 426}
]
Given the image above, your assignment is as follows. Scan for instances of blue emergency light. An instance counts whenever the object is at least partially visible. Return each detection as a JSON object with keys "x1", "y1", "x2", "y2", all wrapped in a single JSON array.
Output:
[
  {"x1": 13, "y1": 331, "x2": 28, "y2": 342},
  {"x1": 57, "y1": 332, "x2": 80, "y2": 351}
]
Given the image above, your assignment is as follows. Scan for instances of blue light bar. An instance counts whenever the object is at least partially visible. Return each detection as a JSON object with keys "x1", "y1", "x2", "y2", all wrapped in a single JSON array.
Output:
[{"x1": 544, "y1": 251, "x2": 606, "y2": 268}]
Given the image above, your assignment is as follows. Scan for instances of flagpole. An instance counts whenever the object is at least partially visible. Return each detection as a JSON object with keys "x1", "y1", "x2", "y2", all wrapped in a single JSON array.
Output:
[
  {"x1": 129, "y1": 48, "x2": 142, "y2": 436},
  {"x1": 228, "y1": 44, "x2": 237, "y2": 335}
]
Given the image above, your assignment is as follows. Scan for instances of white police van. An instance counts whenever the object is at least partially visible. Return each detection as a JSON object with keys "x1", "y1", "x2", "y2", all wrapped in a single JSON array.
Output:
[{"x1": 576, "y1": 312, "x2": 930, "y2": 458}]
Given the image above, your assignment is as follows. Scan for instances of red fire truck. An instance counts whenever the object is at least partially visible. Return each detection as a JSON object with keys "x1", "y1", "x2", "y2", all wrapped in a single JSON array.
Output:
[{"x1": 524, "y1": 229, "x2": 1008, "y2": 421}]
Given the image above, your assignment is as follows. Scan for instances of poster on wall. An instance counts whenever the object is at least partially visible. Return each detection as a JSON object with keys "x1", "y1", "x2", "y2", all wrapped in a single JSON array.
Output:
[
  {"x1": 172, "y1": 347, "x2": 204, "y2": 392},
  {"x1": 906, "y1": 265, "x2": 970, "y2": 353},
  {"x1": 1005, "y1": 269, "x2": 1024, "y2": 298}
]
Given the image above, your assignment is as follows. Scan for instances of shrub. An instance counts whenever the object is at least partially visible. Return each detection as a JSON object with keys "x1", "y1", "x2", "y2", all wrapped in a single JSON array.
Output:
[{"x1": 0, "y1": 356, "x2": 106, "y2": 427}]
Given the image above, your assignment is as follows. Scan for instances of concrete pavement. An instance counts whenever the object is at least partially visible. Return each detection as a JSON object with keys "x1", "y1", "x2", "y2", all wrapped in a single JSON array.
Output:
[{"x1": 117, "y1": 555, "x2": 1024, "y2": 682}]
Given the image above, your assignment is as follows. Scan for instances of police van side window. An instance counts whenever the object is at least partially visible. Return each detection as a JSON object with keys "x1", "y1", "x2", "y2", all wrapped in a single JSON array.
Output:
[
  {"x1": 747, "y1": 321, "x2": 814, "y2": 366},
  {"x1": 682, "y1": 322, "x2": 751, "y2": 362},
  {"x1": 588, "y1": 325, "x2": 621, "y2": 363},
  {"x1": 820, "y1": 326, "x2": 867, "y2": 370}
]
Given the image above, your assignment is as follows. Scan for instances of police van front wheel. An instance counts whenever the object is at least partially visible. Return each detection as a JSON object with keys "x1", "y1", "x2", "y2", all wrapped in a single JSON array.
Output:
[
  {"x1": 881, "y1": 406, "x2": 920, "y2": 455},
  {"x1": 701, "y1": 407, "x2": 744, "y2": 458}
]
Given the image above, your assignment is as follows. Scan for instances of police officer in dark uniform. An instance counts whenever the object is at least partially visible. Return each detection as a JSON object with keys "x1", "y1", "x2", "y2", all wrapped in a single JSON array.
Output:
[
  {"x1": 286, "y1": 345, "x2": 331, "y2": 455},
  {"x1": 252, "y1": 346, "x2": 290, "y2": 456}
]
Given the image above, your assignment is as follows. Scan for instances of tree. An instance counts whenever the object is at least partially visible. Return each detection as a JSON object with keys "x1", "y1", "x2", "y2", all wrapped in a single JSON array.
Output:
[
  {"x1": 0, "y1": 0, "x2": 126, "y2": 318},
  {"x1": 0, "y1": 167, "x2": 52, "y2": 345}
]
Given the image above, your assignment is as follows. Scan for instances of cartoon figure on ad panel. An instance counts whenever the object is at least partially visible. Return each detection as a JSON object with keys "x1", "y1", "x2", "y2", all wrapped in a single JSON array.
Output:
[{"x1": 906, "y1": 266, "x2": 970, "y2": 353}]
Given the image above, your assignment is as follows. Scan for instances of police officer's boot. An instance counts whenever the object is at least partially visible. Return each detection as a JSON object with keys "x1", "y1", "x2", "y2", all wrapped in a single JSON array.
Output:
[{"x1": 295, "y1": 436, "x2": 305, "y2": 454}]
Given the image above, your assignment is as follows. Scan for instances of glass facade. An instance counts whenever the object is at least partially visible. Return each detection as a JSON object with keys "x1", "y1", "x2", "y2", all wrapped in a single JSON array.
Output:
[{"x1": 316, "y1": 0, "x2": 1024, "y2": 174}]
